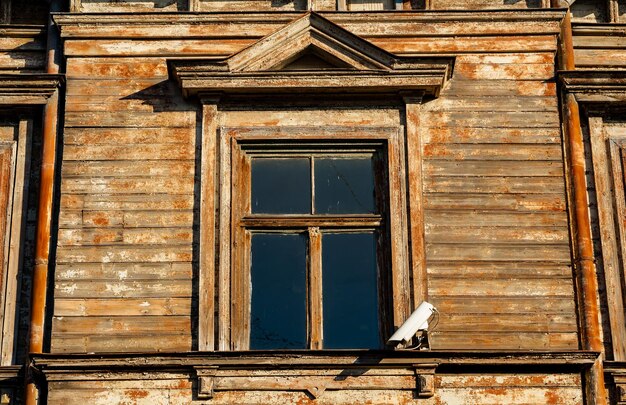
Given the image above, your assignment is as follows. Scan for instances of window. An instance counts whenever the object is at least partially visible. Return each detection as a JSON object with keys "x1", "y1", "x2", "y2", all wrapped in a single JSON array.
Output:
[
  {"x1": 232, "y1": 143, "x2": 389, "y2": 349},
  {"x1": 207, "y1": 126, "x2": 414, "y2": 352}
]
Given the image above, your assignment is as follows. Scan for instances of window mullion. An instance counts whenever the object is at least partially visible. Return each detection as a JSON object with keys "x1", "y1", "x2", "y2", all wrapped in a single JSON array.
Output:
[{"x1": 308, "y1": 227, "x2": 323, "y2": 349}]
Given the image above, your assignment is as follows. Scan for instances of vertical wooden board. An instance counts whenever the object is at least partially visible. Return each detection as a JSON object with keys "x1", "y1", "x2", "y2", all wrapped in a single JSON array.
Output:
[{"x1": 0, "y1": 144, "x2": 14, "y2": 365}]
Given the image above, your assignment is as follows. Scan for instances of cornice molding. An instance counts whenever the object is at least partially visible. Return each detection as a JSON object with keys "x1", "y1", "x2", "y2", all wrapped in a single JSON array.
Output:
[
  {"x1": 0, "y1": 74, "x2": 63, "y2": 105},
  {"x1": 31, "y1": 350, "x2": 598, "y2": 373},
  {"x1": 559, "y1": 70, "x2": 626, "y2": 103},
  {"x1": 52, "y1": 10, "x2": 565, "y2": 39}
]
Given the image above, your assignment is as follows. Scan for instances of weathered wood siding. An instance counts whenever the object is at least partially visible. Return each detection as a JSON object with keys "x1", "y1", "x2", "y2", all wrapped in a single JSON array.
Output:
[
  {"x1": 46, "y1": 372, "x2": 583, "y2": 404},
  {"x1": 573, "y1": 24, "x2": 626, "y2": 68},
  {"x1": 52, "y1": 12, "x2": 577, "y2": 352}
]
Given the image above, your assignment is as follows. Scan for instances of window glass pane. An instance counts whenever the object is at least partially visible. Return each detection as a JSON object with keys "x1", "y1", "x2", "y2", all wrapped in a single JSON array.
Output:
[
  {"x1": 250, "y1": 233, "x2": 307, "y2": 349},
  {"x1": 322, "y1": 232, "x2": 379, "y2": 349},
  {"x1": 315, "y1": 158, "x2": 375, "y2": 214},
  {"x1": 251, "y1": 158, "x2": 311, "y2": 214}
]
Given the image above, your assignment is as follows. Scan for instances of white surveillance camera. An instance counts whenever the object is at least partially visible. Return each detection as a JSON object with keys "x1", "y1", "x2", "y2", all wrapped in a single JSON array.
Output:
[{"x1": 387, "y1": 301, "x2": 436, "y2": 346}]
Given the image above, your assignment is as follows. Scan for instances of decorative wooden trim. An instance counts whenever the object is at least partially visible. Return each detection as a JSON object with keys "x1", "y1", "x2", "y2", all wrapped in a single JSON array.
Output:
[
  {"x1": 560, "y1": 70, "x2": 626, "y2": 103},
  {"x1": 0, "y1": 74, "x2": 62, "y2": 105},
  {"x1": 413, "y1": 363, "x2": 437, "y2": 398},
  {"x1": 169, "y1": 13, "x2": 453, "y2": 98},
  {"x1": 53, "y1": 10, "x2": 566, "y2": 34},
  {"x1": 560, "y1": 70, "x2": 626, "y2": 361},
  {"x1": 0, "y1": 143, "x2": 13, "y2": 367},
  {"x1": 606, "y1": 362, "x2": 626, "y2": 404},
  {"x1": 198, "y1": 99, "x2": 220, "y2": 351},
  {"x1": 402, "y1": 94, "x2": 427, "y2": 310},
  {"x1": 0, "y1": 119, "x2": 32, "y2": 366},
  {"x1": 222, "y1": 126, "x2": 410, "y2": 349},
  {"x1": 194, "y1": 366, "x2": 218, "y2": 399},
  {"x1": 588, "y1": 118, "x2": 626, "y2": 361},
  {"x1": 30, "y1": 351, "x2": 599, "y2": 371}
]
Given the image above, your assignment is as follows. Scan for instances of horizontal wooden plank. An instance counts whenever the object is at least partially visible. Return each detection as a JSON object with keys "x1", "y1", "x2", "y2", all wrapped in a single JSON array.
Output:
[
  {"x1": 425, "y1": 210, "x2": 568, "y2": 226},
  {"x1": 424, "y1": 160, "x2": 563, "y2": 177},
  {"x1": 429, "y1": 297, "x2": 576, "y2": 314},
  {"x1": 422, "y1": 144, "x2": 563, "y2": 160},
  {"x1": 55, "y1": 279, "x2": 192, "y2": 298},
  {"x1": 66, "y1": 78, "x2": 166, "y2": 96},
  {"x1": 426, "y1": 243, "x2": 571, "y2": 262},
  {"x1": 222, "y1": 109, "x2": 400, "y2": 127},
  {"x1": 424, "y1": 193, "x2": 566, "y2": 211},
  {"x1": 61, "y1": 176, "x2": 194, "y2": 195},
  {"x1": 423, "y1": 111, "x2": 559, "y2": 128},
  {"x1": 62, "y1": 160, "x2": 194, "y2": 177},
  {"x1": 55, "y1": 262, "x2": 192, "y2": 281},
  {"x1": 426, "y1": 225, "x2": 569, "y2": 244},
  {"x1": 58, "y1": 210, "x2": 194, "y2": 228},
  {"x1": 55, "y1": 298, "x2": 191, "y2": 316},
  {"x1": 56, "y1": 245, "x2": 192, "y2": 263},
  {"x1": 50, "y1": 333, "x2": 191, "y2": 353},
  {"x1": 63, "y1": 127, "x2": 194, "y2": 146},
  {"x1": 455, "y1": 63, "x2": 554, "y2": 81},
  {"x1": 370, "y1": 35, "x2": 557, "y2": 54},
  {"x1": 64, "y1": 38, "x2": 253, "y2": 57},
  {"x1": 64, "y1": 144, "x2": 195, "y2": 160},
  {"x1": 455, "y1": 53, "x2": 555, "y2": 65},
  {"x1": 430, "y1": 331, "x2": 578, "y2": 350},
  {"x1": 431, "y1": 96, "x2": 558, "y2": 112},
  {"x1": 427, "y1": 261, "x2": 571, "y2": 279},
  {"x1": 52, "y1": 316, "x2": 190, "y2": 334},
  {"x1": 574, "y1": 35, "x2": 626, "y2": 49},
  {"x1": 66, "y1": 58, "x2": 168, "y2": 79},
  {"x1": 436, "y1": 313, "x2": 577, "y2": 333},
  {"x1": 58, "y1": 19, "x2": 561, "y2": 39},
  {"x1": 63, "y1": 35, "x2": 557, "y2": 57},
  {"x1": 60, "y1": 194, "x2": 195, "y2": 211},
  {"x1": 574, "y1": 49, "x2": 626, "y2": 67},
  {"x1": 58, "y1": 228, "x2": 193, "y2": 246},
  {"x1": 438, "y1": 373, "x2": 581, "y2": 388},
  {"x1": 421, "y1": 127, "x2": 560, "y2": 144},
  {"x1": 64, "y1": 111, "x2": 195, "y2": 128},
  {"x1": 429, "y1": 0, "x2": 542, "y2": 9},
  {"x1": 0, "y1": 36, "x2": 45, "y2": 52},
  {"x1": 424, "y1": 176, "x2": 565, "y2": 194},
  {"x1": 446, "y1": 79, "x2": 556, "y2": 97},
  {"x1": 0, "y1": 52, "x2": 46, "y2": 71},
  {"x1": 429, "y1": 278, "x2": 575, "y2": 297}
]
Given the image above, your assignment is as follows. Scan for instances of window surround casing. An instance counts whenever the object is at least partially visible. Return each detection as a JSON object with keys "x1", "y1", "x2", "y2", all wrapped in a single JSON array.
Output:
[
  {"x1": 0, "y1": 74, "x2": 59, "y2": 364},
  {"x1": 226, "y1": 127, "x2": 407, "y2": 350},
  {"x1": 168, "y1": 11, "x2": 454, "y2": 351},
  {"x1": 559, "y1": 70, "x2": 626, "y2": 362}
]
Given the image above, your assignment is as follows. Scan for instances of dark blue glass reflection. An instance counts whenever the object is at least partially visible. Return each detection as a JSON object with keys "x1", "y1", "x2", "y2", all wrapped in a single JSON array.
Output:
[
  {"x1": 250, "y1": 233, "x2": 307, "y2": 349},
  {"x1": 315, "y1": 158, "x2": 375, "y2": 214},
  {"x1": 322, "y1": 232, "x2": 379, "y2": 349},
  {"x1": 251, "y1": 158, "x2": 311, "y2": 214}
]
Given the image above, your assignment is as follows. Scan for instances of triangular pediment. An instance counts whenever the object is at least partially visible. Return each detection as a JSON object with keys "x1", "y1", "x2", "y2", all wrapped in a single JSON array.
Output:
[
  {"x1": 227, "y1": 12, "x2": 397, "y2": 72},
  {"x1": 168, "y1": 12, "x2": 455, "y2": 97}
]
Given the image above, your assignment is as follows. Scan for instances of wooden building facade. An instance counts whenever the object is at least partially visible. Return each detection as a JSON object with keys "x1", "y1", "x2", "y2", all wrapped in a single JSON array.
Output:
[{"x1": 0, "y1": 0, "x2": 625, "y2": 403}]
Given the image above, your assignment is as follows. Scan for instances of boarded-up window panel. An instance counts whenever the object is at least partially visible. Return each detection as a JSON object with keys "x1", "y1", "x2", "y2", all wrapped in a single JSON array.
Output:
[
  {"x1": 196, "y1": 0, "x2": 307, "y2": 11},
  {"x1": 348, "y1": 0, "x2": 393, "y2": 10}
]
